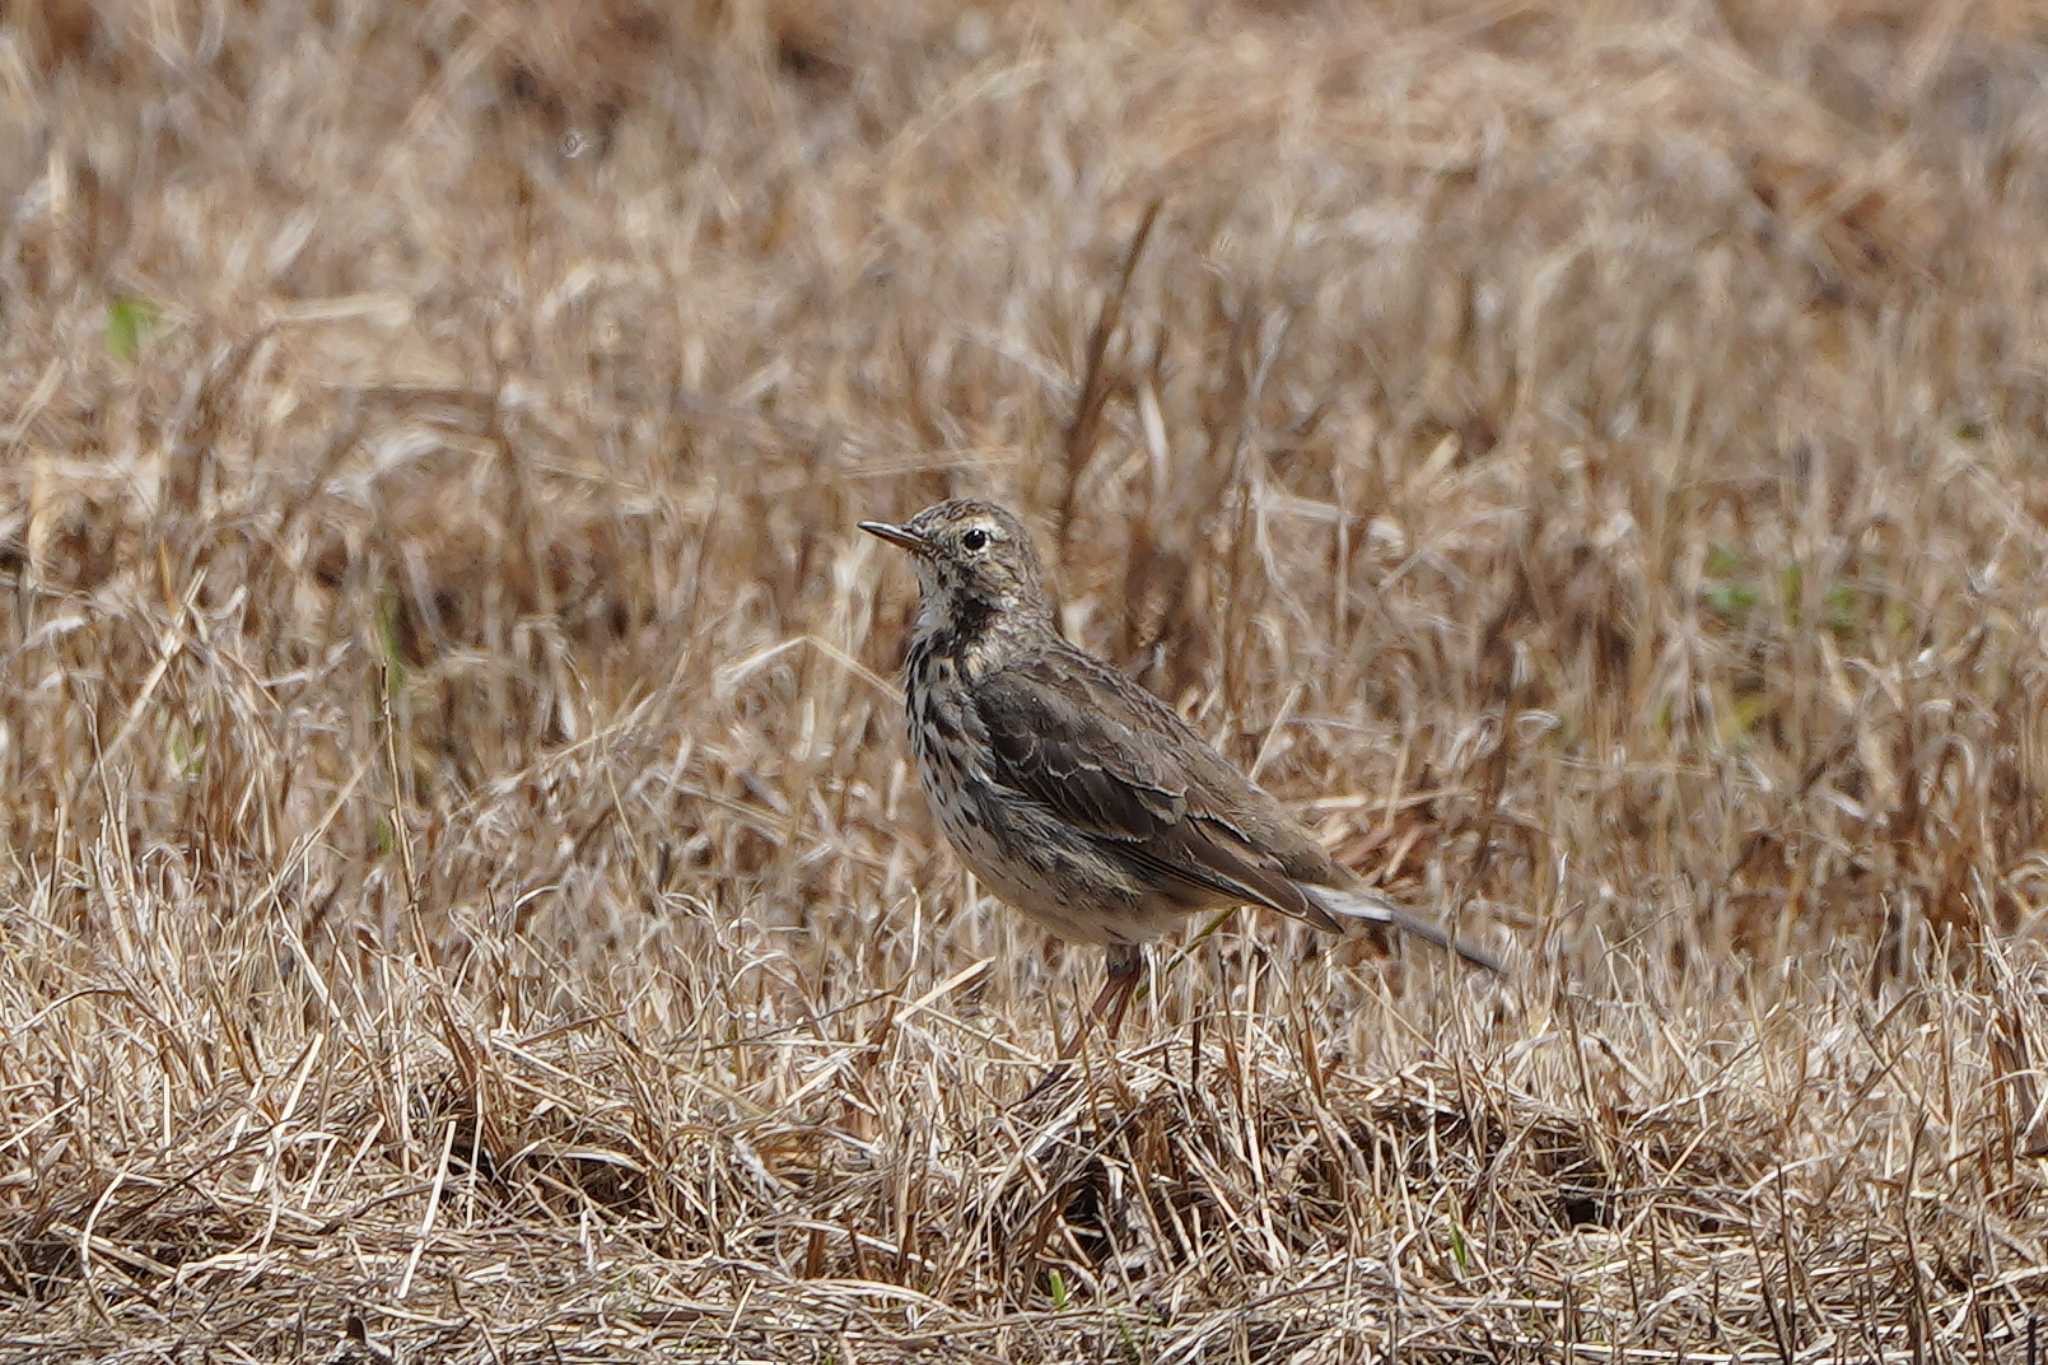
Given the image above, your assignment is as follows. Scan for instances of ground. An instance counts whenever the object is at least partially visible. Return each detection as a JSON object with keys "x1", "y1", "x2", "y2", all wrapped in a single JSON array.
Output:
[{"x1": 2, "y1": 1, "x2": 2047, "y2": 1360}]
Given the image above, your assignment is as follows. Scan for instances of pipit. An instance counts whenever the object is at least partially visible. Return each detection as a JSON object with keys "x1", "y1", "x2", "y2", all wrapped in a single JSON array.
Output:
[{"x1": 861, "y1": 498, "x2": 1501, "y2": 1053}]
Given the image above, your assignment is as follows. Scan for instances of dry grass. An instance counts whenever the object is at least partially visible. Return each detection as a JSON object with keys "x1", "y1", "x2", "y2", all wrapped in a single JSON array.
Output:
[{"x1": 3, "y1": 0, "x2": 2048, "y2": 1359}]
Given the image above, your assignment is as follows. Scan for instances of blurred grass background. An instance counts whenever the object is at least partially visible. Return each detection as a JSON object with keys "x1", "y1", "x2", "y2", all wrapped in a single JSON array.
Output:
[{"x1": 2, "y1": 1, "x2": 2047, "y2": 1359}]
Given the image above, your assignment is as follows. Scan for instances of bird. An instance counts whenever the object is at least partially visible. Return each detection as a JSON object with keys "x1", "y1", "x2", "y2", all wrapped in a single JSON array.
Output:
[{"x1": 860, "y1": 498, "x2": 1501, "y2": 1054}]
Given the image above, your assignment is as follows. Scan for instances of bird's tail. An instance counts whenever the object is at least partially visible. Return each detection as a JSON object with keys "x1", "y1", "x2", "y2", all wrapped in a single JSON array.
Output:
[{"x1": 1307, "y1": 885, "x2": 1503, "y2": 974}]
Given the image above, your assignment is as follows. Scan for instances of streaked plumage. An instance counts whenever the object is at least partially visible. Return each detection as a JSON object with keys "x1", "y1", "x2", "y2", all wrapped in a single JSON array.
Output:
[{"x1": 861, "y1": 498, "x2": 1499, "y2": 1047}]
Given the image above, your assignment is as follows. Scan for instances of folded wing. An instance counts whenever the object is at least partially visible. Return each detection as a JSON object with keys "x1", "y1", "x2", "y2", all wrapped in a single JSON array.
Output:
[{"x1": 970, "y1": 650, "x2": 1347, "y2": 930}]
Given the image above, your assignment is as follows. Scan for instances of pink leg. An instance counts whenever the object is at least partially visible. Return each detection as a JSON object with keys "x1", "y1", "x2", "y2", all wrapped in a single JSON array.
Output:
[{"x1": 1060, "y1": 945, "x2": 1144, "y2": 1059}]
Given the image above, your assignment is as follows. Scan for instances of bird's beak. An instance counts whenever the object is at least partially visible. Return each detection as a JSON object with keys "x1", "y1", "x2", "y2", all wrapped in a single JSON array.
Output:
[{"x1": 859, "y1": 520, "x2": 931, "y2": 556}]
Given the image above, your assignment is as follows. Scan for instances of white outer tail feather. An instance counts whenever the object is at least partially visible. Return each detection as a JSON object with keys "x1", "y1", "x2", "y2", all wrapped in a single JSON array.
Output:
[{"x1": 1309, "y1": 885, "x2": 1503, "y2": 973}]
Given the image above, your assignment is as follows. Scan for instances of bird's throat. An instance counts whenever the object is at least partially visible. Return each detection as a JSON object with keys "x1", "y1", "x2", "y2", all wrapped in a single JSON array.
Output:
[{"x1": 911, "y1": 589, "x2": 1013, "y2": 683}]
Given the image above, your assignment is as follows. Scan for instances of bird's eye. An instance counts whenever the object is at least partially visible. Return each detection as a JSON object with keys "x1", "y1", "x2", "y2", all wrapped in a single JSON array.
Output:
[{"x1": 960, "y1": 528, "x2": 990, "y2": 552}]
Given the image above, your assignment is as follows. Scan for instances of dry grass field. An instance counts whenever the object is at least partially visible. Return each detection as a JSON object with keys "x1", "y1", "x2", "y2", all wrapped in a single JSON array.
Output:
[{"x1": 4, "y1": 0, "x2": 2048, "y2": 1359}]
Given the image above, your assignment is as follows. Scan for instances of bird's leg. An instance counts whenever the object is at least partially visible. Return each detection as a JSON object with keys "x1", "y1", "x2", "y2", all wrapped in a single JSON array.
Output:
[
  {"x1": 1021, "y1": 948, "x2": 1147, "y2": 1107},
  {"x1": 1060, "y1": 944, "x2": 1145, "y2": 1060},
  {"x1": 1097, "y1": 943, "x2": 1146, "y2": 1043}
]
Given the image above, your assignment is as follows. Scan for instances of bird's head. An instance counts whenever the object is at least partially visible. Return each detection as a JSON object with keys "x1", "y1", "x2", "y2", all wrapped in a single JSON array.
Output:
[{"x1": 860, "y1": 499, "x2": 1051, "y2": 631}]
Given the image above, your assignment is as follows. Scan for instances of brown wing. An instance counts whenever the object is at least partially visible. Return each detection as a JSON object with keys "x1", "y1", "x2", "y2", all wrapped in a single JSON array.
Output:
[{"x1": 969, "y1": 646, "x2": 1347, "y2": 928}]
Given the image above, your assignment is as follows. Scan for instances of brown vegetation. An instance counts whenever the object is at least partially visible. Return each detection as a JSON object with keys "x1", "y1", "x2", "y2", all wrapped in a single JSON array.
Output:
[{"x1": 2, "y1": 0, "x2": 2047, "y2": 1358}]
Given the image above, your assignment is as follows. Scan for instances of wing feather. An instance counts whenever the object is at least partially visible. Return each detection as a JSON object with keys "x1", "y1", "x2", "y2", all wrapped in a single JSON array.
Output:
[{"x1": 971, "y1": 650, "x2": 1341, "y2": 928}]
